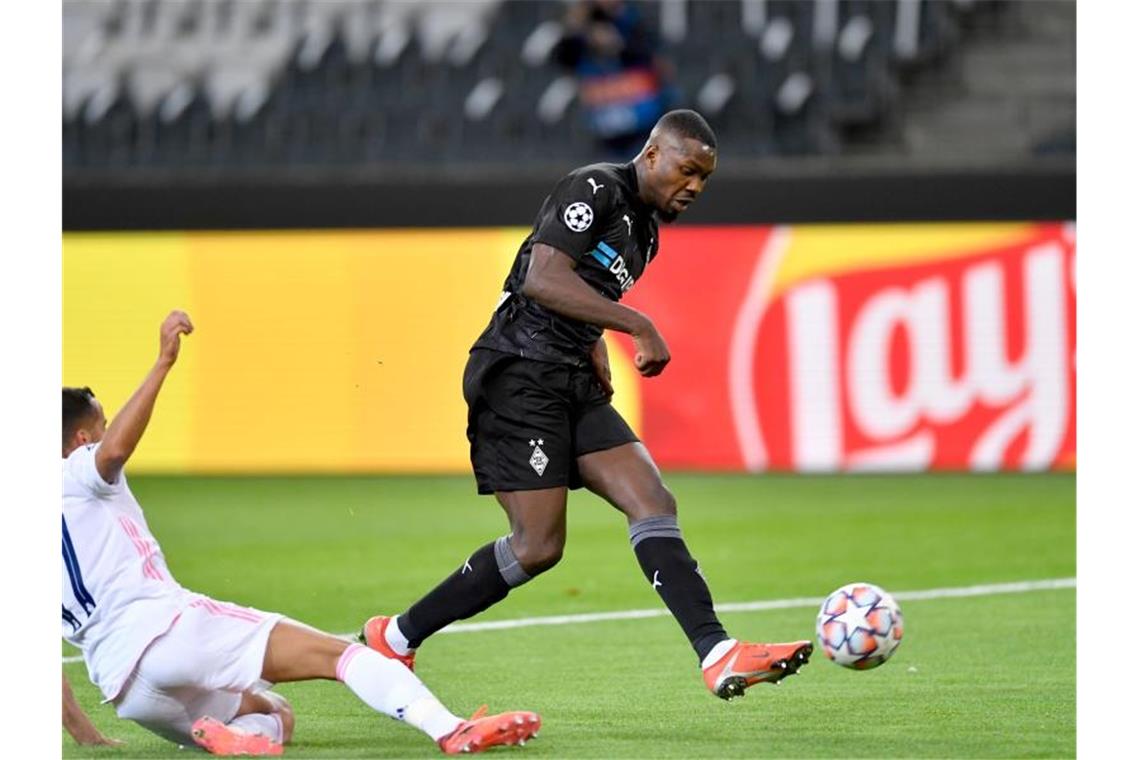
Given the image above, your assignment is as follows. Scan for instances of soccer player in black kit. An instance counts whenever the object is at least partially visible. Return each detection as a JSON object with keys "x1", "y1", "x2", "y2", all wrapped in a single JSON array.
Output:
[{"x1": 361, "y1": 110, "x2": 811, "y2": 700}]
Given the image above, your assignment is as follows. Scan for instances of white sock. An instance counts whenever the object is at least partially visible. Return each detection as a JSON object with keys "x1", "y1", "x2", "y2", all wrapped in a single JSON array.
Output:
[
  {"x1": 228, "y1": 713, "x2": 283, "y2": 743},
  {"x1": 701, "y1": 638, "x2": 738, "y2": 669},
  {"x1": 386, "y1": 616, "x2": 414, "y2": 656},
  {"x1": 403, "y1": 697, "x2": 467, "y2": 741},
  {"x1": 336, "y1": 644, "x2": 462, "y2": 741}
]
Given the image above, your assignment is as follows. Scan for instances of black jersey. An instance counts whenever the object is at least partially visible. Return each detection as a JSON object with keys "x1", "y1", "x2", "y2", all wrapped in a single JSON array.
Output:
[{"x1": 471, "y1": 161, "x2": 660, "y2": 366}]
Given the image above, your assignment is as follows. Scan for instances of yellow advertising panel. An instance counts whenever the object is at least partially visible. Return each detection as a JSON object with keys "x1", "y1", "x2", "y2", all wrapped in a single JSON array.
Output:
[
  {"x1": 63, "y1": 230, "x2": 642, "y2": 473},
  {"x1": 64, "y1": 223, "x2": 1072, "y2": 474}
]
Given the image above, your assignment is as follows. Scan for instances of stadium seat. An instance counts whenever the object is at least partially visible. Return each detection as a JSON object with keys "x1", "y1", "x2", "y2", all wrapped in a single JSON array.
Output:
[{"x1": 60, "y1": 0, "x2": 1063, "y2": 169}]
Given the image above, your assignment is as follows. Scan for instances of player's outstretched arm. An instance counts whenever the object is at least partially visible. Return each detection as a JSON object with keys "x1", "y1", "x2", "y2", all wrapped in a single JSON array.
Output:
[
  {"x1": 62, "y1": 674, "x2": 124, "y2": 746},
  {"x1": 523, "y1": 244, "x2": 670, "y2": 376},
  {"x1": 94, "y1": 310, "x2": 194, "y2": 484}
]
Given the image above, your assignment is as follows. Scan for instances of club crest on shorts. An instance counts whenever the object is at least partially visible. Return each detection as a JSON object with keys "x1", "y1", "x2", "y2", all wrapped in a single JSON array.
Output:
[
  {"x1": 528, "y1": 438, "x2": 549, "y2": 476},
  {"x1": 563, "y1": 202, "x2": 593, "y2": 232}
]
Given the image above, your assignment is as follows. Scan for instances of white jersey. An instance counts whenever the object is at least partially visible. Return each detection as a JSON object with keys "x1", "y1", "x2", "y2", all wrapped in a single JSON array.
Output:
[{"x1": 62, "y1": 443, "x2": 193, "y2": 702}]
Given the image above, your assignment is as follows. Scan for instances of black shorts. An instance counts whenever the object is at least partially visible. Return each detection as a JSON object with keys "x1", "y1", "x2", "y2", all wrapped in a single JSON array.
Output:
[{"x1": 463, "y1": 349, "x2": 639, "y2": 494}]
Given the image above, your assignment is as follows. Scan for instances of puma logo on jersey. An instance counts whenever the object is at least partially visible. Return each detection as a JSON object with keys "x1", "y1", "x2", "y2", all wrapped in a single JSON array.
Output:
[
  {"x1": 622, "y1": 214, "x2": 632, "y2": 235},
  {"x1": 587, "y1": 177, "x2": 604, "y2": 195}
]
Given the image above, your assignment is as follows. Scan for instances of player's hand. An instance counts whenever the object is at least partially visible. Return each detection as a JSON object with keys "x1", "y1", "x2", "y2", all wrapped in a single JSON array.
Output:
[
  {"x1": 80, "y1": 734, "x2": 125, "y2": 747},
  {"x1": 591, "y1": 337, "x2": 614, "y2": 397},
  {"x1": 158, "y1": 310, "x2": 194, "y2": 366},
  {"x1": 631, "y1": 319, "x2": 670, "y2": 377}
]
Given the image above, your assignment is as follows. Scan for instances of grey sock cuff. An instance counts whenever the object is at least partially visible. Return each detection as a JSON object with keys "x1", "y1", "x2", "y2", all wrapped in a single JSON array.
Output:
[
  {"x1": 629, "y1": 515, "x2": 682, "y2": 548},
  {"x1": 493, "y1": 535, "x2": 532, "y2": 588}
]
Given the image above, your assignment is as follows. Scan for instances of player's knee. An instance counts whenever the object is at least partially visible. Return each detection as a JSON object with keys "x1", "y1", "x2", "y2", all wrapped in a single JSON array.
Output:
[
  {"x1": 514, "y1": 535, "x2": 564, "y2": 574},
  {"x1": 630, "y1": 483, "x2": 676, "y2": 521},
  {"x1": 275, "y1": 701, "x2": 295, "y2": 744},
  {"x1": 250, "y1": 690, "x2": 295, "y2": 744},
  {"x1": 652, "y1": 484, "x2": 678, "y2": 517}
]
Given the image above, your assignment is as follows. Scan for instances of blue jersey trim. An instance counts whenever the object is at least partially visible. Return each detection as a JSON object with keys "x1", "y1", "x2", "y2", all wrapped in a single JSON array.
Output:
[
  {"x1": 62, "y1": 515, "x2": 96, "y2": 615},
  {"x1": 62, "y1": 605, "x2": 82, "y2": 632},
  {"x1": 596, "y1": 240, "x2": 619, "y2": 260}
]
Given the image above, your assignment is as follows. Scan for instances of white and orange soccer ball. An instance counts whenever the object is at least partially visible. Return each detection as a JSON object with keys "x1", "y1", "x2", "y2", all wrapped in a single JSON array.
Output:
[{"x1": 816, "y1": 582, "x2": 905, "y2": 670}]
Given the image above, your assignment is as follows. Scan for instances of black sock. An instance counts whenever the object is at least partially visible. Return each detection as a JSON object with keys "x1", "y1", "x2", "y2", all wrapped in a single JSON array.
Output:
[
  {"x1": 630, "y1": 516, "x2": 728, "y2": 663},
  {"x1": 398, "y1": 537, "x2": 530, "y2": 648}
]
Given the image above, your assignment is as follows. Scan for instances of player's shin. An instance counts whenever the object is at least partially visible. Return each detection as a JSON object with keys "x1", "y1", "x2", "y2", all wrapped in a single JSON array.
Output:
[
  {"x1": 335, "y1": 644, "x2": 462, "y2": 741},
  {"x1": 398, "y1": 536, "x2": 531, "y2": 648},
  {"x1": 629, "y1": 515, "x2": 729, "y2": 662}
]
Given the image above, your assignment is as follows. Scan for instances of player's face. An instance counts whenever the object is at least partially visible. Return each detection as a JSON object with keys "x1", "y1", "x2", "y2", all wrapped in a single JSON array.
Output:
[{"x1": 650, "y1": 137, "x2": 717, "y2": 223}]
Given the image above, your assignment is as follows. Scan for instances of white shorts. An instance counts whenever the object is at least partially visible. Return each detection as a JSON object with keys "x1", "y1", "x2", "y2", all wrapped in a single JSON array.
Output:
[{"x1": 113, "y1": 595, "x2": 283, "y2": 745}]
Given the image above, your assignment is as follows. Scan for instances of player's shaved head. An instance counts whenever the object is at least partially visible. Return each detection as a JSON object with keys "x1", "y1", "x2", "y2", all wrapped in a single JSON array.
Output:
[
  {"x1": 652, "y1": 109, "x2": 717, "y2": 151},
  {"x1": 63, "y1": 386, "x2": 99, "y2": 450},
  {"x1": 634, "y1": 110, "x2": 717, "y2": 222}
]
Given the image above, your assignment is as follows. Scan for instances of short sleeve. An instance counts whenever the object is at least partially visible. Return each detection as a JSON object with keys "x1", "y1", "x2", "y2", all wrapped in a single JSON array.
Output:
[
  {"x1": 63, "y1": 443, "x2": 120, "y2": 497},
  {"x1": 531, "y1": 170, "x2": 618, "y2": 262}
]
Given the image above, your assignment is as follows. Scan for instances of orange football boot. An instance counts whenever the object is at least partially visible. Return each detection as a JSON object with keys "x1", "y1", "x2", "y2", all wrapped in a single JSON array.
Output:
[
  {"x1": 190, "y1": 716, "x2": 284, "y2": 756},
  {"x1": 437, "y1": 706, "x2": 541, "y2": 755},
  {"x1": 359, "y1": 615, "x2": 416, "y2": 671},
  {"x1": 702, "y1": 640, "x2": 813, "y2": 700}
]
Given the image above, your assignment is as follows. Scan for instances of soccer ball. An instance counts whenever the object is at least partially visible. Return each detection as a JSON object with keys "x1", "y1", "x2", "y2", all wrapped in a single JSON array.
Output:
[{"x1": 816, "y1": 582, "x2": 904, "y2": 669}]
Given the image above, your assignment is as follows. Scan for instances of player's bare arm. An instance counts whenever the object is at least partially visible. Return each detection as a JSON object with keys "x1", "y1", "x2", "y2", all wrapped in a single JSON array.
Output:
[
  {"x1": 522, "y1": 244, "x2": 670, "y2": 376},
  {"x1": 95, "y1": 310, "x2": 194, "y2": 484},
  {"x1": 62, "y1": 674, "x2": 124, "y2": 747}
]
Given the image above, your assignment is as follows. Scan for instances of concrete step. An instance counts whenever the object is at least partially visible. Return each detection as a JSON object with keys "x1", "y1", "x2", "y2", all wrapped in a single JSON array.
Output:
[
  {"x1": 962, "y1": 47, "x2": 1075, "y2": 79},
  {"x1": 899, "y1": 93, "x2": 1073, "y2": 152},
  {"x1": 1014, "y1": 1, "x2": 1077, "y2": 41},
  {"x1": 965, "y1": 71, "x2": 1075, "y2": 98},
  {"x1": 846, "y1": 1, "x2": 1075, "y2": 161}
]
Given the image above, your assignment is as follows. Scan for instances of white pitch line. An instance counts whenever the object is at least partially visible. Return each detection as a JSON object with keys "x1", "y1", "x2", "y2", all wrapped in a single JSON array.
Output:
[
  {"x1": 62, "y1": 577, "x2": 1074, "y2": 665},
  {"x1": 436, "y1": 577, "x2": 1076, "y2": 633}
]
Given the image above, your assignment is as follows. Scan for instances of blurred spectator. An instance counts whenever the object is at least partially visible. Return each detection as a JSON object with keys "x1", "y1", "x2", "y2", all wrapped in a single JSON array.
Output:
[{"x1": 552, "y1": 0, "x2": 676, "y2": 156}]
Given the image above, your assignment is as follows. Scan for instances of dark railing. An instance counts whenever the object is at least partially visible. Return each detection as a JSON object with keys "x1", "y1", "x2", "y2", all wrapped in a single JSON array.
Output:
[{"x1": 63, "y1": 160, "x2": 1075, "y2": 230}]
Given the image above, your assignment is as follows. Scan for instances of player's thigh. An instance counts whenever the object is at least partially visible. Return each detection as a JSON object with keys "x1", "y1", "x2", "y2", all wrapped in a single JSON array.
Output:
[
  {"x1": 470, "y1": 356, "x2": 576, "y2": 493},
  {"x1": 260, "y1": 618, "x2": 349, "y2": 683},
  {"x1": 568, "y1": 379, "x2": 639, "y2": 488},
  {"x1": 136, "y1": 598, "x2": 283, "y2": 693},
  {"x1": 577, "y1": 441, "x2": 676, "y2": 523},
  {"x1": 495, "y1": 487, "x2": 569, "y2": 546}
]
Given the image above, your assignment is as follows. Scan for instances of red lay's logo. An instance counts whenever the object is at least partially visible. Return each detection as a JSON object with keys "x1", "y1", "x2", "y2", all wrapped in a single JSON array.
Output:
[{"x1": 619, "y1": 223, "x2": 1076, "y2": 472}]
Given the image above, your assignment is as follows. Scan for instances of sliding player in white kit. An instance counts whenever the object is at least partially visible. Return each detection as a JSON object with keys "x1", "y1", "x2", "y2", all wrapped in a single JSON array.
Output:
[{"x1": 62, "y1": 310, "x2": 540, "y2": 756}]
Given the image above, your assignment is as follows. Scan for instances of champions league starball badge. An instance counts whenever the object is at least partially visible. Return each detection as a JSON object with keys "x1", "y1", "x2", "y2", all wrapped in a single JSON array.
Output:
[{"x1": 563, "y1": 202, "x2": 594, "y2": 232}]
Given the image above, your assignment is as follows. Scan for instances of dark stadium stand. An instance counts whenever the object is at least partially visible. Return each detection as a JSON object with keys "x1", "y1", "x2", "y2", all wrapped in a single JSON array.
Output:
[
  {"x1": 61, "y1": 0, "x2": 1074, "y2": 230},
  {"x1": 61, "y1": 0, "x2": 1074, "y2": 171}
]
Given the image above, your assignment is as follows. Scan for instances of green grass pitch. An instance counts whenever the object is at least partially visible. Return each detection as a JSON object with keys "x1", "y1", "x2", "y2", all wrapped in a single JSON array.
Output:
[{"x1": 62, "y1": 473, "x2": 1075, "y2": 758}]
